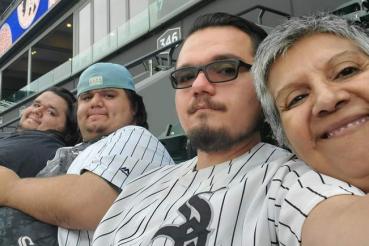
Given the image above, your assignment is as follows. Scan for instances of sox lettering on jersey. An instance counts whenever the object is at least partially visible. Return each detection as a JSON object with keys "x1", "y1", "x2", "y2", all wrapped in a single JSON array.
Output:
[{"x1": 153, "y1": 193, "x2": 212, "y2": 246}]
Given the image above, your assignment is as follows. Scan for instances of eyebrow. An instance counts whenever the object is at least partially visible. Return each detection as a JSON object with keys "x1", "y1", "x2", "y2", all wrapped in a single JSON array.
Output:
[
  {"x1": 177, "y1": 54, "x2": 246, "y2": 68},
  {"x1": 100, "y1": 89, "x2": 119, "y2": 93},
  {"x1": 83, "y1": 88, "x2": 119, "y2": 95},
  {"x1": 212, "y1": 54, "x2": 244, "y2": 61},
  {"x1": 33, "y1": 99, "x2": 59, "y2": 113},
  {"x1": 326, "y1": 50, "x2": 364, "y2": 66},
  {"x1": 274, "y1": 83, "x2": 298, "y2": 105}
]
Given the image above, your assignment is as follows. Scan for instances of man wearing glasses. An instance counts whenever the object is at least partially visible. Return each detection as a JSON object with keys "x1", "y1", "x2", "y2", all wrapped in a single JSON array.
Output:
[{"x1": 92, "y1": 12, "x2": 315, "y2": 245}]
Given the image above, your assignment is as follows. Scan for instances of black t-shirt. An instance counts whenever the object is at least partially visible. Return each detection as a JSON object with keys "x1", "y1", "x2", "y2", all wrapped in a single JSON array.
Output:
[
  {"x1": 0, "y1": 207, "x2": 58, "y2": 246},
  {"x1": 0, "y1": 130, "x2": 65, "y2": 178}
]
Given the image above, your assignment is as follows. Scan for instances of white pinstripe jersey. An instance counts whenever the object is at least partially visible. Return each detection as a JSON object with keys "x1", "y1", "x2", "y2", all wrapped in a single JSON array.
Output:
[
  {"x1": 58, "y1": 125, "x2": 175, "y2": 246},
  {"x1": 92, "y1": 142, "x2": 364, "y2": 246}
]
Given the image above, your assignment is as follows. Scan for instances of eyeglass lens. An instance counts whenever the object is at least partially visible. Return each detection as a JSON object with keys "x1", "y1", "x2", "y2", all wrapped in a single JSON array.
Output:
[{"x1": 172, "y1": 60, "x2": 240, "y2": 88}]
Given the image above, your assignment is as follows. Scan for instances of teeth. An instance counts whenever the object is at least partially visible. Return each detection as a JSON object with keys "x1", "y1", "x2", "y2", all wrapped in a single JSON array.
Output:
[{"x1": 326, "y1": 116, "x2": 369, "y2": 138}]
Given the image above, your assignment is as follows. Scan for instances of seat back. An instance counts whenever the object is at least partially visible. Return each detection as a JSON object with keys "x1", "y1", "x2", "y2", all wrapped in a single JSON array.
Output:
[{"x1": 159, "y1": 123, "x2": 196, "y2": 163}]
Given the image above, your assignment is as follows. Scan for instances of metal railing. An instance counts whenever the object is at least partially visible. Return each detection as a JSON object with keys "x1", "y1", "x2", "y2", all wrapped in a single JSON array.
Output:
[{"x1": 0, "y1": 39, "x2": 182, "y2": 131}]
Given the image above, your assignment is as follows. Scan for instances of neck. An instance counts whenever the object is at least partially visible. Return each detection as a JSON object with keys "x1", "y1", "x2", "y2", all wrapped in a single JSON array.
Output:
[
  {"x1": 196, "y1": 135, "x2": 261, "y2": 170},
  {"x1": 82, "y1": 133, "x2": 103, "y2": 142}
]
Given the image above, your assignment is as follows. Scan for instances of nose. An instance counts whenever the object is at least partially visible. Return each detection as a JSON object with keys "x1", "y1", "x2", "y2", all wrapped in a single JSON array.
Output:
[
  {"x1": 191, "y1": 71, "x2": 216, "y2": 96},
  {"x1": 89, "y1": 93, "x2": 104, "y2": 107},
  {"x1": 312, "y1": 84, "x2": 350, "y2": 117},
  {"x1": 32, "y1": 105, "x2": 44, "y2": 116}
]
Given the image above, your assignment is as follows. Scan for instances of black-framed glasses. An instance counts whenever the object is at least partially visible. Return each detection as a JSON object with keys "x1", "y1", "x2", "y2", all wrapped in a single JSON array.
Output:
[{"x1": 170, "y1": 59, "x2": 252, "y2": 89}]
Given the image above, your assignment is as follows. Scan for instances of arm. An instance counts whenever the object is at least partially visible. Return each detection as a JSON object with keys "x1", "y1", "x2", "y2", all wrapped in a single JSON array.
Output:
[
  {"x1": 302, "y1": 194, "x2": 369, "y2": 246},
  {"x1": 0, "y1": 166, "x2": 118, "y2": 230}
]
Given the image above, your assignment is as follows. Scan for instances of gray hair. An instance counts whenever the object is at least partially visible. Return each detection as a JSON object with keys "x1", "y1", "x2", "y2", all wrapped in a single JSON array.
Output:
[{"x1": 252, "y1": 13, "x2": 369, "y2": 147}]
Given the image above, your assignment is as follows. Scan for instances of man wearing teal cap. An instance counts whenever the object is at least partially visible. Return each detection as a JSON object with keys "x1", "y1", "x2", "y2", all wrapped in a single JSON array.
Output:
[
  {"x1": 76, "y1": 62, "x2": 145, "y2": 142},
  {"x1": 0, "y1": 62, "x2": 174, "y2": 246},
  {"x1": 77, "y1": 62, "x2": 135, "y2": 95}
]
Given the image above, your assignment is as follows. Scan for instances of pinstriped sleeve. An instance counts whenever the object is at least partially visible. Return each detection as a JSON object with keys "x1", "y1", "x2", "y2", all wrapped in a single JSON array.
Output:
[
  {"x1": 81, "y1": 126, "x2": 175, "y2": 189},
  {"x1": 277, "y1": 170, "x2": 365, "y2": 245}
]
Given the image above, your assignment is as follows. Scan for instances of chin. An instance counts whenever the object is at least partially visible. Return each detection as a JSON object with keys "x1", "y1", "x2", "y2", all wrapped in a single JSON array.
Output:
[
  {"x1": 88, "y1": 126, "x2": 110, "y2": 135},
  {"x1": 19, "y1": 123, "x2": 37, "y2": 130}
]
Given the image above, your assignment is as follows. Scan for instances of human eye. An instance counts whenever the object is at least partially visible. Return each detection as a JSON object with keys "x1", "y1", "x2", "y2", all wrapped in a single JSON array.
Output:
[
  {"x1": 334, "y1": 66, "x2": 360, "y2": 80},
  {"x1": 174, "y1": 69, "x2": 196, "y2": 85},
  {"x1": 213, "y1": 62, "x2": 237, "y2": 77},
  {"x1": 47, "y1": 109, "x2": 57, "y2": 116},
  {"x1": 103, "y1": 92, "x2": 116, "y2": 99},
  {"x1": 286, "y1": 93, "x2": 308, "y2": 110},
  {"x1": 80, "y1": 94, "x2": 92, "y2": 101},
  {"x1": 32, "y1": 102, "x2": 41, "y2": 107}
]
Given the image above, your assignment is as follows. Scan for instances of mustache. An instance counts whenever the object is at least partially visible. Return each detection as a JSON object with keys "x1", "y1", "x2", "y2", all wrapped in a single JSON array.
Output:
[
  {"x1": 187, "y1": 96, "x2": 227, "y2": 114},
  {"x1": 88, "y1": 108, "x2": 107, "y2": 115}
]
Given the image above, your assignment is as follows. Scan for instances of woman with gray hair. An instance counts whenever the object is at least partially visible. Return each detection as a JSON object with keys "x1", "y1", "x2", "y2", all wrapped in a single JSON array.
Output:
[{"x1": 252, "y1": 13, "x2": 369, "y2": 245}]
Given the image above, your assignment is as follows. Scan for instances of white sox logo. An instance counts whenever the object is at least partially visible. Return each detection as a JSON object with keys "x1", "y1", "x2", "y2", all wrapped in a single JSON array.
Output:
[
  {"x1": 153, "y1": 194, "x2": 212, "y2": 246},
  {"x1": 18, "y1": 236, "x2": 35, "y2": 246}
]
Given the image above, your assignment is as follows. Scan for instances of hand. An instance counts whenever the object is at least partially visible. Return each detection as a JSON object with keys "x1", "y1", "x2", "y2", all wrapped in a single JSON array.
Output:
[{"x1": 0, "y1": 166, "x2": 19, "y2": 205}]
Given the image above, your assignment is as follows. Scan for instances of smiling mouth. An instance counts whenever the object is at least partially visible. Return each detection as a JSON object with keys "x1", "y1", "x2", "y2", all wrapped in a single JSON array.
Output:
[
  {"x1": 88, "y1": 114, "x2": 107, "y2": 119},
  {"x1": 26, "y1": 117, "x2": 40, "y2": 124},
  {"x1": 321, "y1": 116, "x2": 369, "y2": 139},
  {"x1": 194, "y1": 107, "x2": 211, "y2": 113}
]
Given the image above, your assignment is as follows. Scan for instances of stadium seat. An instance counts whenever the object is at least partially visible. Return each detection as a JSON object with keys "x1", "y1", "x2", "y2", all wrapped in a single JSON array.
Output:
[{"x1": 159, "y1": 122, "x2": 196, "y2": 163}]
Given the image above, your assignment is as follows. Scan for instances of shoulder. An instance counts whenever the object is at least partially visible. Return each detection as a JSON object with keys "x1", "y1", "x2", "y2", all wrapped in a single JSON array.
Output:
[
  {"x1": 28, "y1": 130, "x2": 65, "y2": 144},
  {"x1": 238, "y1": 142, "x2": 296, "y2": 167},
  {"x1": 8, "y1": 130, "x2": 65, "y2": 146},
  {"x1": 147, "y1": 156, "x2": 196, "y2": 176},
  {"x1": 86, "y1": 126, "x2": 155, "y2": 148},
  {"x1": 107, "y1": 125, "x2": 154, "y2": 140},
  {"x1": 127, "y1": 156, "x2": 196, "y2": 185},
  {"x1": 252, "y1": 143, "x2": 313, "y2": 175},
  {"x1": 273, "y1": 168, "x2": 364, "y2": 245}
]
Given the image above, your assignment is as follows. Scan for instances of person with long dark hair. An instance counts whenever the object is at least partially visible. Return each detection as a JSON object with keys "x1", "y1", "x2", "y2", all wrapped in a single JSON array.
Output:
[{"x1": 0, "y1": 86, "x2": 79, "y2": 177}]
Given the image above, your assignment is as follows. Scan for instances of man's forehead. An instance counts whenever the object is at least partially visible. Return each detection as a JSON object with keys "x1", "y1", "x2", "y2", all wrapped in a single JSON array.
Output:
[
  {"x1": 178, "y1": 27, "x2": 253, "y2": 66},
  {"x1": 35, "y1": 91, "x2": 64, "y2": 105},
  {"x1": 33, "y1": 97, "x2": 61, "y2": 112}
]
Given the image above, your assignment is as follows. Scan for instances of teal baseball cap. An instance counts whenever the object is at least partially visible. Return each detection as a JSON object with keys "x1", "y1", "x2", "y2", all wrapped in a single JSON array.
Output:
[{"x1": 77, "y1": 62, "x2": 135, "y2": 97}]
